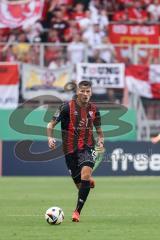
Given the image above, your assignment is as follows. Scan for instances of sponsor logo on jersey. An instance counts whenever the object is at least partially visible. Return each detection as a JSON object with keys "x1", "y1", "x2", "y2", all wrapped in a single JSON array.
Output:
[{"x1": 74, "y1": 111, "x2": 78, "y2": 115}]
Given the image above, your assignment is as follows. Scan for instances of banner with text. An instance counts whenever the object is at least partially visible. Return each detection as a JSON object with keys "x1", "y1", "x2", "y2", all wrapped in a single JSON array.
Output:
[
  {"x1": 77, "y1": 63, "x2": 125, "y2": 88},
  {"x1": 2, "y1": 141, "x2": 160, "y2": 176},
  {"x1": 109, "y1": 24, "x2": 159, "y2": 44},
  {"x1": 22, "y1": 64, "x2": 73, "y2": 101},
  {"x1": 0, "y1": 63, "x2": 19, "y2": 109}
]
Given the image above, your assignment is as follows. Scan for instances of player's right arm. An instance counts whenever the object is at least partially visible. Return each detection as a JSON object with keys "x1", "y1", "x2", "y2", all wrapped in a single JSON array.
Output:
[
  {"x1": 47, "y1": 103, "x2": 69, "y2": 150},
  {"x1": 151, "y1": 134, "x2": 160, "y2": 144},
  {"x1": 47, "y1": 120, "x2": 57, "y2": 149}
]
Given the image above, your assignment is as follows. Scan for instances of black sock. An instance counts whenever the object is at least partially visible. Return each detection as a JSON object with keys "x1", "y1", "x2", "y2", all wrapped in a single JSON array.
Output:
[{"x1": 76, "y1": 180, "x2": 90, "y2": 214}]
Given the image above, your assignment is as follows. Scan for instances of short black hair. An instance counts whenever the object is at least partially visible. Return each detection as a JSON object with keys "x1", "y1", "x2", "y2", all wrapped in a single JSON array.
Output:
[{"x1": 78, "y1": 80, "x2": 92, "y2": 88}]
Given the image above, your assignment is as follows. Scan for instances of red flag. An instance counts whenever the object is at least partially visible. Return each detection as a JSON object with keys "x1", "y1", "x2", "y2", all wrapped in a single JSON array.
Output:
[
  {"x1": 126, "y1": 65, "x2": 160, "y2": 99},
  {"x1": 0, "y1": 0, "x2": 44, "y2": 29},
  {"x1": 0, "y1": 64, "x2": 19, "y2": 108}
]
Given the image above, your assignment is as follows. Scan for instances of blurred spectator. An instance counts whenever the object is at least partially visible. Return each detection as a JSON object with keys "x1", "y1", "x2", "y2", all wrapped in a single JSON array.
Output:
[
  {"x1": 67, "y1": 34, "x2": 86, "y2": 66},
  {"x1": 127, "y1": 1, "x2": 149, "y2": 24},
  {"x1": 45, "y1": 45, "x2": 68, "y2": 68},
  {"x1": 44, "y1": 46, "x2": 61, "y2": 66},
  {"x1": 94, "y1": 36, "x2": 116, "y2": 63},
  {"x1": 88, "y1": 6, "x2": 109, "y2": 30},
  {"x1": 82, "y1": 23, "x2": 106, "y2": 61},
  {"x1": 72, "y1": 3, "x2": 86, "y2": 21},
  {"x1": 78, "y1": 10, "x2": 93, "y2": 31},
  {"x1": 27, "y1": 45, "x2": 40, "y2": 65},
  {"x1": 47, "y1": 29, "x2": 60, "y2": 43},
  {"x1": 59, "y1": 4, "x2": 70, "y2": 21},
  {"x1": 98, "y1": 9, "x2": 109, "y2": 31},
  {"x1": 115, "y1": 45, "x2": 133, "y2": 65},
  {"x1": 137, "y1": 48, "x2": 159, "y2": 64},
  {"x1": 63, "y1": 19, "x2": 80, "y2": 42},
  {"x1": 82, "y1": 23, "x2": 106, "y2": 48},
  {"x1": 12, "y1": 43, "x2": 30, "y2": 62},
  {"x1": 117, "y1": 0, "x2": 134, "y2": 7},
  {"x1": 48, "y1": 54, "x2": 67, "y2": 70},
  {"x1": 89, "y1": 0, "x2": 102, "y2": 24},
  {"x1": 88, "y1": 49, "x2": 104, "y2": 63},
  {"x1": 16, "y1": 31, "x2": 28, "y2": 43},
  {"x1": 11, "y1": 31, "x2": 30, "y2": 62},
  {"x1": 0, "y1": 45, "x2": 16, "y2": 62},
  {"x1": 147, "y1": 0, "x2": 160, "y2": 22},
  {"x1": 49, "y1": 8, "x2": 70, "y2": 42},
  {"x1": 23, "y1": 21, "x2": 44, "y2": 43},
  {"x1": 74, "y1": 0, "x2": 90, "y2": 10},
  {"x1": 0, "y1": 29, "x2": 10, "y2": 42},
  {"x1": 113, "y1": 7, "x2": 129, "y2": 22}
]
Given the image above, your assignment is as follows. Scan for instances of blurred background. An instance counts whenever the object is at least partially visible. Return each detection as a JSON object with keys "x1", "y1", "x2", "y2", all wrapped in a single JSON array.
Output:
[{"x1": 0, "y1": 0, "x2": 160, "y2": 177}]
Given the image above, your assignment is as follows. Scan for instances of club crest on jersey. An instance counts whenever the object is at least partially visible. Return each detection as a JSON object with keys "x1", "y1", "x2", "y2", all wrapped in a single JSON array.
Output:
[{"x1": 89, "y1": 111, "x2": 93, "y2": 117}]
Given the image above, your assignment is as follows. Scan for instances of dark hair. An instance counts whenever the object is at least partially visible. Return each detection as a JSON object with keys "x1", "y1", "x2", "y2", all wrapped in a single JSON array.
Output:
[{"x1": 78, "y1": 80, "x2": 92, "y2": 88}]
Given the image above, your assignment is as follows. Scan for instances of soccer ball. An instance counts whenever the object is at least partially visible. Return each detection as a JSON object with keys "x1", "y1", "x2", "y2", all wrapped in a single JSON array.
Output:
[{"x1": 45, "y1": 206, "x2": 64, "y2": 225}]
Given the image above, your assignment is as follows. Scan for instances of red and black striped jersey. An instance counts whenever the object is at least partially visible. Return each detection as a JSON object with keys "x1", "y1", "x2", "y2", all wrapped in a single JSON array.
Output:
[{"x1": 52, "y1": 99, "x2": 101, "y2": 154}]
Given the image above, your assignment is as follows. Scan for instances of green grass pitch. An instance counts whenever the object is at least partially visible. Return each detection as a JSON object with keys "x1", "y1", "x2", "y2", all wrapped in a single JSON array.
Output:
[{"x1": 0, "y1": 177, "x2": 160, "y2": 240}]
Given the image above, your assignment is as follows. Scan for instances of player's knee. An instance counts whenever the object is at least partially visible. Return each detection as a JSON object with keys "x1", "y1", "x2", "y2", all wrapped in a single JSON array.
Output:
[
  {"x1": 81, "y1": 172, "x2": 91, "y2": 180},
  {"x1": 81, "y1": 166, "x2": 92, "y2": 180}
]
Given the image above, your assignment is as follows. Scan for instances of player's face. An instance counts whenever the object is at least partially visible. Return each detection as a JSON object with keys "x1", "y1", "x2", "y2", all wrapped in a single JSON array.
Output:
[{"x1": 77, "y1": 86, "x2": 92, "y2": 104}]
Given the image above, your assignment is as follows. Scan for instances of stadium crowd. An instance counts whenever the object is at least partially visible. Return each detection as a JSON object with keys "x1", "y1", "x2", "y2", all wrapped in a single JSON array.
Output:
[
  {"x1": 1, "y1": 0, "x2": 160, "y2": 119},
  {"x1": 1, "y1": 0, "x2": 160, "y2": 66}
]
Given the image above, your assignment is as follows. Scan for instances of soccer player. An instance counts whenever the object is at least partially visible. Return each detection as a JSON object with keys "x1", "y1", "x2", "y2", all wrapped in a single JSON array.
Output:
[
  {"x1": 47, "y1": 80, "x2": 104, "y2": 222},
  {"x1": 151, "y1": 134, "x2": 160, "y2": 144}
]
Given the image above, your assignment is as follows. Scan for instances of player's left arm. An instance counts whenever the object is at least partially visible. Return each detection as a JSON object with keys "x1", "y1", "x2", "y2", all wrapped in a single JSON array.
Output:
[
  {"x1": 95, "y1": 126, "x2": 104, "y2": 149},
  {"x1": 93, "y1": 109, "x2": 104, "y2": 149}
]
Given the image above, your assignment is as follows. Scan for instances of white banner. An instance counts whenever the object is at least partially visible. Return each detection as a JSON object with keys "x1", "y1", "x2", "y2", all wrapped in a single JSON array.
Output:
[
  {"x1": 22, "y1": 64, "x2": 73, "y2": 101},
  {"x1": 0, "y1": 85, "x2": 19, "y2": 109},
  {"x1": 0, "y1": 63, "x2": 19, "y2": 109},
  {"x1": 0, "y1": 0, "x2": 44, "y2": 28},
  {"x1": 77, "y1": 63, "x2": 125, "y2": 88}
]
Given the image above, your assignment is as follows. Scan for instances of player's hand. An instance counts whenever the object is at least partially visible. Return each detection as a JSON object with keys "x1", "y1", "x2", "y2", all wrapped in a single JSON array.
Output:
[
  {"x1": 48, "y1": 137, "x2": 56, "y2": 149},
  {"x1": 96, "y1": 139, "x2": 105, "y2": 153}
]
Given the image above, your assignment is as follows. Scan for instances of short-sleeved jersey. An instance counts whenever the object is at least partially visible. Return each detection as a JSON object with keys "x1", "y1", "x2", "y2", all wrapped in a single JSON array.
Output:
[{"x1": 52, "y1": 99, "x2": 101, "y2": 155}]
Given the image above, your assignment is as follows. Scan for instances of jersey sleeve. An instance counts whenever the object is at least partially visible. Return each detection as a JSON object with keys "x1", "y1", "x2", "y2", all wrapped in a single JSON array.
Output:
[
  {"x1": 52, "y1": 103, "x2": 69, "y2": 123},
  {"x1": 93, "y1": 108, "x2": 101, "y2": 128}
]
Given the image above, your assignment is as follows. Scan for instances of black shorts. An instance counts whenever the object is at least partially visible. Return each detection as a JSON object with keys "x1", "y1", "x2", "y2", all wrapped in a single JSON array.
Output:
[{"x1": 65, "y1": 147, "x2": 96, "y2": 184}]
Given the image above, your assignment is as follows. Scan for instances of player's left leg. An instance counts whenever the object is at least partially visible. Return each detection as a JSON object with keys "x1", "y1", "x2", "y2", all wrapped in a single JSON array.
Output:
[
  {"x1": 75, "y1": 177, "x2": 95, "y2": 190},
  {"x1": 72, "y1": 166, "x2": 93, "y2": 222},
  {"x1": 72, "y1": 148, "x2": 96, "y2": 222},
  {"x1": 72, "y1": 166, "x2": 92, "y2": 222},
  {"x1": 76, "y1": 166, "x2": 92, "y2": 211}
]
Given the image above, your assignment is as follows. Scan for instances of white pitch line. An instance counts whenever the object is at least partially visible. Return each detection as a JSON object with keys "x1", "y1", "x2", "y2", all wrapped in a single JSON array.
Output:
[
  {"x1": 8, "y1": 214, "x2": 43, "y2": 217},
  {"x1": 7, "y1": 214, "x2": 160, "y2": 217}
]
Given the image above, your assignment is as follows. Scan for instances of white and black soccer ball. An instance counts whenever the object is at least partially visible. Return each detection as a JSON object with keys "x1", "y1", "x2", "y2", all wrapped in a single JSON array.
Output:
[{"x1": 45, "y1": 206, "x2": 64, "y2": 225}]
